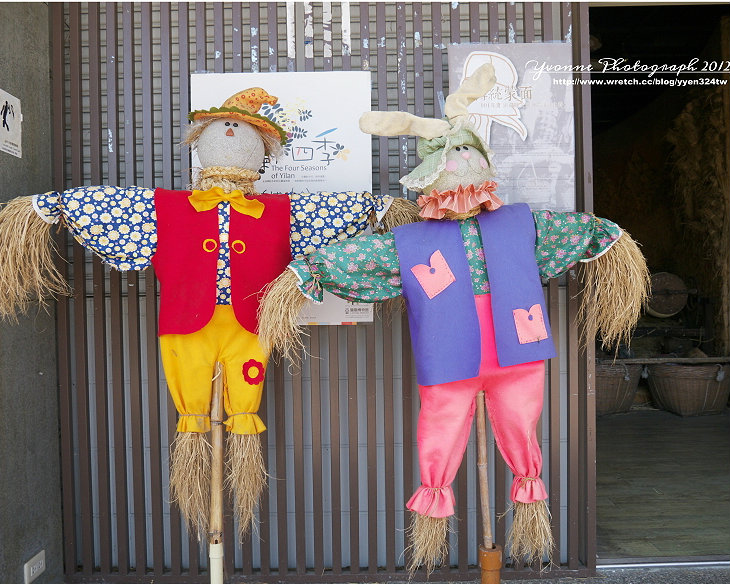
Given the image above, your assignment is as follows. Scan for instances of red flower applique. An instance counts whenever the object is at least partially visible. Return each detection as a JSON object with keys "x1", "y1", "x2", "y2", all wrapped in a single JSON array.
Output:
[{"x1": 242, "y1": 359, "x2": 265, "y2": 385}]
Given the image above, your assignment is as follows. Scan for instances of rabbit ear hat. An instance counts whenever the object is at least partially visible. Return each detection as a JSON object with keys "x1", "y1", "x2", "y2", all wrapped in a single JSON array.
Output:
[{"x1": 359, "y1": 63, "x2": 498, "y2": 193}]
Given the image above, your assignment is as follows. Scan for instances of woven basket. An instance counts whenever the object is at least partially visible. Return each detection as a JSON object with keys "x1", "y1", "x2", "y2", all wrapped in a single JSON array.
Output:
[
  {"x1": 647, "y1": 364, "x2": 730, "y2": 416},
  {"x1": 595, "y1": 362, "x2": 642, "y2": 416}
]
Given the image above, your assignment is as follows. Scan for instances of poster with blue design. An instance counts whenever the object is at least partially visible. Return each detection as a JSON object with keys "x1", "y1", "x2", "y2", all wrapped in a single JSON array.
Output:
[
  {"x1": 191, "y1": 72, "x2": 374, "y2": 324},
  {"x1": 191, "y1": 72, "x2": 372, "y2": 192}
]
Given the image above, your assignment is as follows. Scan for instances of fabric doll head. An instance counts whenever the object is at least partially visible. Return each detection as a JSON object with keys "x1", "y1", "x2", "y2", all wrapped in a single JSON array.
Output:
[
  {"x1": 187, "y1": 87, "x2": 287, "y2": 171},
  {"x1": 193, "y1": 119, "x2": 268, "y2": 171},
  {"x1": 360, "y1": 64, "x2": 502, "y2": 219}
]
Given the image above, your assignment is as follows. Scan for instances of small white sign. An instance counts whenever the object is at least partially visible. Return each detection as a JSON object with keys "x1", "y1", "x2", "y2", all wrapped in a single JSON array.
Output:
[
  {"x1": 0, "y1": 89, "x2": 22, "y2": 158},
  {"x1": 190, "y1": 72, "x2": 374, "y2": 325},
  {"x1": 298, "y1": 293, "x2": 373, "y2": 325}
]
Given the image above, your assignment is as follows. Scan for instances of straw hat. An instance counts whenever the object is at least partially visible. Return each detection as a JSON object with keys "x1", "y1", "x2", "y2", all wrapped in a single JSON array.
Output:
[{"x1": 189, "y1": 87, "x2": 287, "y2": 144}]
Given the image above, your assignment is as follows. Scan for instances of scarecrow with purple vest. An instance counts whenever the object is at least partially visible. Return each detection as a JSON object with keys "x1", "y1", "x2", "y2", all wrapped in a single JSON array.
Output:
[{"x1": 260, "y1": 64, "x2": 649, "y2": 572}]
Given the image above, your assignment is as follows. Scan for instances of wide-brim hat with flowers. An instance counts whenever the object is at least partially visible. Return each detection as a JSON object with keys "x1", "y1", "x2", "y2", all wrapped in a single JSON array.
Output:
[{"x1": 189, "y1": 87, "x2": 287, "y2": 145}]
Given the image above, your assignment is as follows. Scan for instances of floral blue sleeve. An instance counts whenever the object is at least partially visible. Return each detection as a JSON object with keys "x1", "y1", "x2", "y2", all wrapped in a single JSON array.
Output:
[
  {"x1": 32, "y1": 186, "x2": 157, "y2": 271},
  {"x1": 289, "y1": 191, "x2": 392, "y2": 258}
]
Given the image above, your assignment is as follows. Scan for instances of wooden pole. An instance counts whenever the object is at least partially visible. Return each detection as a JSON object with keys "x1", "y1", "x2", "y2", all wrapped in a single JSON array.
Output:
[
  {"x1": 721, "y1": 15, "x2": 730, "y2": 355},
  {"x1": 209, "y1": 362, "x2": 224, "y2": 584},
  {"x1": 476, "y1": 391, "x2": 502, "y2": 584}
]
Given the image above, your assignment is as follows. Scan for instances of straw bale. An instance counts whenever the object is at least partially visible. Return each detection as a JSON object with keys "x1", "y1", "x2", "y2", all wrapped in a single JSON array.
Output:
[{"x1": 666, "y1": 87, "x2": 729, "y2": 354}]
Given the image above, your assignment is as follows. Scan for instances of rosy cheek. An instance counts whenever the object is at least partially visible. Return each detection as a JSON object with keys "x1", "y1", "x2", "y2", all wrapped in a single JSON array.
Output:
[
  {"x1": 445, "y1": 160, "x2": 459, "y2": 171},
  {"x1": 479, "y1": 157, "x2": 489, "y2": 169}
]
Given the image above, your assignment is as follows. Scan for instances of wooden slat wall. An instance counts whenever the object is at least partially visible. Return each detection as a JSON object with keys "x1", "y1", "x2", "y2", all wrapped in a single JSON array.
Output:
[
  {"x1": 572, "y1": 2, "x2": 597, "y2": 572},
  {"x1": 51, "y1": 3, "x2": 595, "y2": 582}
]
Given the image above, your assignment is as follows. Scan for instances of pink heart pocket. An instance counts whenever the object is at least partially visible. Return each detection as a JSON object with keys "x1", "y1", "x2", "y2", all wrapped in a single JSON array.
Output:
[
  {"x1": 513, "y1": 304, "x2": 549, "y2": 344},
  {"x1": 410, "y1": 250, "x2": 456, "y2": 299}
]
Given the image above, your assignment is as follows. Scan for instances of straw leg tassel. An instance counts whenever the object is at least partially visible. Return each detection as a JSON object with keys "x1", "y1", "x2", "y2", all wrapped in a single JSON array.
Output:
[{"x1": 405, "y1": 512, "x2": 450, "y2": 575}]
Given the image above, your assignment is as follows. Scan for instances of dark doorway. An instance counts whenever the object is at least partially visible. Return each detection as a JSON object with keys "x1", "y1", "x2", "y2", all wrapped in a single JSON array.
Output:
[{"x1": 590, "y1": 3, "x2": 730, "y2": 564}]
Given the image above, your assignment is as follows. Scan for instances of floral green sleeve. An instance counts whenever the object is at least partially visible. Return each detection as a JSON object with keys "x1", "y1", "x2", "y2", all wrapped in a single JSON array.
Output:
[
  {"x1": 288, "y1": 232, "x2": 402, "y2": 303},
  {"x1": 533, "y1": 210, "x2": 622, "y2": 278},
  {"x1": 287, "y1": 210, "x2": 623, "y2": 302}
]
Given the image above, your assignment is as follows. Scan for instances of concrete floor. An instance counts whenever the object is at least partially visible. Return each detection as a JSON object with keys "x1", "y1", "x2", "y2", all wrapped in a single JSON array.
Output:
[
  {"x1": 596, "y1": 407, "x2": 730, "y2": 559},
  {"x1": 507, "y1": 565, "x2": 730, "y2": 583},
  {"x1": 505, "y1": 405, "x2": 730, "y2": 583}
]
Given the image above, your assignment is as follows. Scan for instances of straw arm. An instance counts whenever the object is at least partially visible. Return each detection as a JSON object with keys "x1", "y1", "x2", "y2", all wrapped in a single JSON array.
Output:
[
  {"x1": 257, "y1": 268, "x2": 309, "y2": 363},
  {"x1": 0, "y1": 195, "x2": 71, "y2": 321},
  {"x1": 374, "y1": 196, "x2": 422, "y2": 233},
  {"x1": 579, "y1": 230, "x2": 650, "y2": 350}
]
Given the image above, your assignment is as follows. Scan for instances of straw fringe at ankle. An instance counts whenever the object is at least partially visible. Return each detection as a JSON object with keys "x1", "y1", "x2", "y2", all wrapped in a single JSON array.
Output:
[
  {"x1": 405, "y1": 512, "x2": 450, "y2": 576},
  {"x1": 506, "y1": 500, "x2": 554, "y2": 568},
  {"x1": 169, "y1": 431, "x2": 212, "y2": 540},
  {"x1": 225, "y1": 433, "x2": 268, "y2": 542}
]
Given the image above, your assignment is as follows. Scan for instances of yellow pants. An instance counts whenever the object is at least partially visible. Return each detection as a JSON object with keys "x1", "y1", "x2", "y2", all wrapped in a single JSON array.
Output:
[{"x1": 160, "y1": 305, "x2": 267, "y2": 435}]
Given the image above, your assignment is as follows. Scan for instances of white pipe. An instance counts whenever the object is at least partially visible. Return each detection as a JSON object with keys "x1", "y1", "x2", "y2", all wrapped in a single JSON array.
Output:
[{"x1": 209, "y1": 542, "x2": 224, "y2": 584}]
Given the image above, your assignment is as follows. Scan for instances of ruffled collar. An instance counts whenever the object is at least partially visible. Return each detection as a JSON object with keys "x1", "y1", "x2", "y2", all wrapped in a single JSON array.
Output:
[{"x1": 416, "y1": 180, "x2": 503, "y2": 220}]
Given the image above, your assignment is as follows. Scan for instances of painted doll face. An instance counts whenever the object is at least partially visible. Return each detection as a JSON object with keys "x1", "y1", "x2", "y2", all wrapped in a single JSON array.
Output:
[
  {"x1": 196, "y1": 118, "x2": 265, "y2": 171},
  {"x1": 424, "y1": 145, "x2": 495, "y2": 194}
]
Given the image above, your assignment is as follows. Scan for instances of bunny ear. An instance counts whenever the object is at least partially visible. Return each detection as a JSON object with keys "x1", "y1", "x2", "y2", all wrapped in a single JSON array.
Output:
[
  {"x1": 444, "y1": 63, "x2": 497, "y2": 120},
  {"x1": 359, "y1": 111, "x2": 451, "y2": 140}
]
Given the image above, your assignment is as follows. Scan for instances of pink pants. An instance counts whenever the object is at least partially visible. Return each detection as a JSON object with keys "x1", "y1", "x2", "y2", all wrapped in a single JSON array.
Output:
[{"x1": 406, "y1": 294, "x2": 548, "y2": 518}]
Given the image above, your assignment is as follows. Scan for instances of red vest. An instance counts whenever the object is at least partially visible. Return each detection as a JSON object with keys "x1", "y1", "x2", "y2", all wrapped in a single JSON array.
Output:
[{"x1": 151, "y1": 188, "x2": 292, "y2": 335}]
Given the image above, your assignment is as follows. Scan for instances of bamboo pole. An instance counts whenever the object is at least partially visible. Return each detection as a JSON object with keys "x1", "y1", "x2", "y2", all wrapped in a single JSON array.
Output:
[
  {"x1": 209, "y1": 363, "x2": 225, "y2": 584},
  {"x1": 476, "y1": 391, "x2": 493, "y2": 549},
  {"x1": 476, "y1": 391, "x2": 502, "y2": 584}
]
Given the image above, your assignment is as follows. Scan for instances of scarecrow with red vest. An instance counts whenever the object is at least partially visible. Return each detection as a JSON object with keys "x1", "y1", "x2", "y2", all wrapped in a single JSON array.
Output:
[
  {"x1": 0, "y1": 87, "x2": 418, "y2": 541},
  {"x1": 260, "y1": 65, "x2": 649, "y2": 571}
]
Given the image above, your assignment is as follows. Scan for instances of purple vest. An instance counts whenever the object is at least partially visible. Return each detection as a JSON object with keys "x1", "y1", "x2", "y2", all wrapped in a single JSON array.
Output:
[{"x1": 392, "y1": 203, "x2": 556, "y2": 386}]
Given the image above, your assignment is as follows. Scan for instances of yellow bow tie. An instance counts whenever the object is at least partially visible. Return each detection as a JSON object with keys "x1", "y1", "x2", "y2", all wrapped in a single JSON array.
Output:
[{"x1": 188, "y1": 187, "x2": 265, "y2": 218}]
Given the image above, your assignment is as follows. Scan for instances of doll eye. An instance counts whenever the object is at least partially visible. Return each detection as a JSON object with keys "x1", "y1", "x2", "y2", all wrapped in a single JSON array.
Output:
[
  {"x1": 233, "y1": 122, "x2": 239, "y2": 127},
  {"x1": 225, "y1": 121, "x2": 231, "y2": 126},
  {"x1": 455, "y1": 146, "x2": 461, "y2": 151},
  {"x1": 463, "y1": 146, "x2": 469, "y2": 150}
]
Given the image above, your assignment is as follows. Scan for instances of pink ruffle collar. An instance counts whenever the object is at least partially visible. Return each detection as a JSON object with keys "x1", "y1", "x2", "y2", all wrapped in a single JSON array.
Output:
[{"x1": 416, "y1": 180, "x2": 503, "y2": 220}]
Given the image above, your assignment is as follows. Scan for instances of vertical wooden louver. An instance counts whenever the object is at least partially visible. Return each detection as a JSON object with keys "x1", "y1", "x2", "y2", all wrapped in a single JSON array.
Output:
[{"x1": 51, "y1": 3, "x2": 595, "y2": 581}]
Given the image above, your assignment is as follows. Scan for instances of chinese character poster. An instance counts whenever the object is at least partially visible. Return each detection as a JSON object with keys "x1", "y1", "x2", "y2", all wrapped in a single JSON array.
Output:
[
  {"x1": 449, "y1": 44, "x2": 576, "y2": 211},
  {"x1": 191, "y1": 71, "x2": 374, "y2": 324},
  {"x1": 191, "y1": 71, "x2": 372, "y2": 193}
]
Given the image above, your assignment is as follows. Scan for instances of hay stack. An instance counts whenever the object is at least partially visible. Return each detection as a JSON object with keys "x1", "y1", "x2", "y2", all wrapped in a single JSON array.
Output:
[{"x1": 666, "y1": 87, "x2": 729, "y2": 354}]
